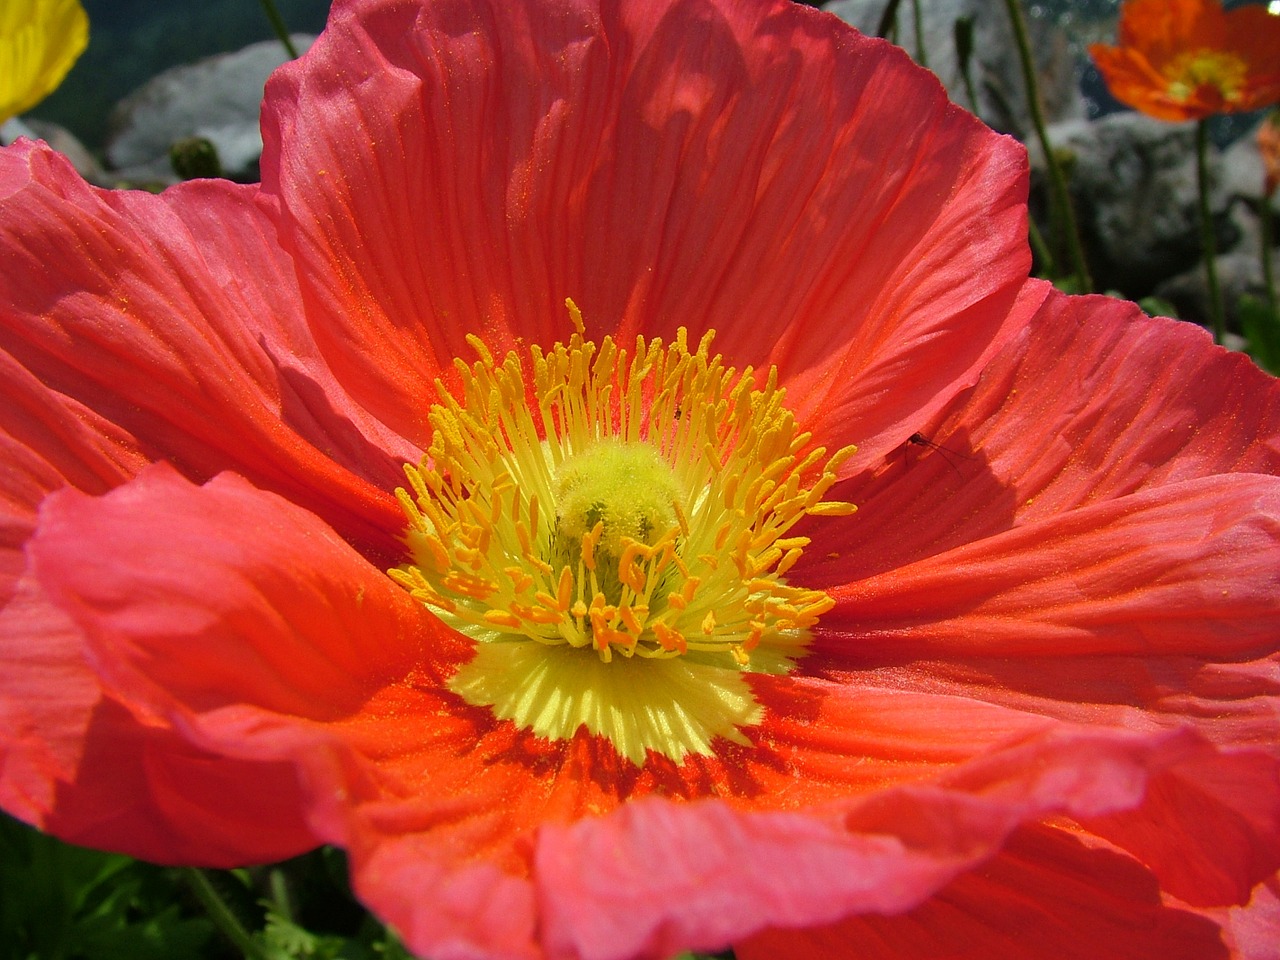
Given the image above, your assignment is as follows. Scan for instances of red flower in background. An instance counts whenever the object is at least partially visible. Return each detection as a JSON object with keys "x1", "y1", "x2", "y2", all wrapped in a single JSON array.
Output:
[
  {"x1": 1089, "y1": 0, "x2": 1280, "y2": 122},
  {"x1": 2, "y1": 1, "x2": 1279, "y2": 958}
]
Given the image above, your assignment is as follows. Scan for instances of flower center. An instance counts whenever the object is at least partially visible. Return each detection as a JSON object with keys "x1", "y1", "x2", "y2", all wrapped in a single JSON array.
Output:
[
  {"x1": 390, "y1": 300, "x2": 855, "y2": 763},
  {"x1": 1166, "y1": 49, "x2": 1247, "y2": 104}
]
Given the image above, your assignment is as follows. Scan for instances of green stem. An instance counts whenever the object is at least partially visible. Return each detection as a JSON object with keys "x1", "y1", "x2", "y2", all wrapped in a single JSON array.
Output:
[
  {"x1": 267, "y1": 867, "x2": 294, "y2": 924},
  {"x1": 876, "y1": 0, "x2": 906, "y2": 39},
  {"x1": 258, "y1": 0, "x2": 300, "y2": 59},
  {"x1": 911, "y1": 0, "x2": 928, "y2": 68},
  {"x1": 1027, "y1": 215, "x2": 1057, "y2": 277},
  {"x1": 1262, "y1": 192, "x2": 1277, "y2": 318},
  {"x1": 1196, "y1": 119, "x2": 1225, "y2": 342},
  {"x1": 182, "y1": 868, "x2": 276, "y2": 960},
  {"x1": 1002, "y1": 0, "x2": 1092, "y2": 292},
  {"x1": 954, "y1": 17, "x2": 979, "y2": 113}
]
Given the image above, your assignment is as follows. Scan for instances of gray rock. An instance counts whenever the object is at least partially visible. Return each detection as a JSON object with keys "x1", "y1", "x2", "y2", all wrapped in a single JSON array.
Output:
[
  {"x1": 822, "y1": 0, "x2": 1084, "y2": 137},
  {"x1": 2, "y1": 117, "x2": 106, "y2": 184},
  {"x1": 1220, "y1": 122, "x2": 1268, "y2": 202},
  {"x1": 0, "y1": 117, "x2": 37, "y2": 145},
  {"x1": 22, "y1": 118, "x2": 106, "y2": 184},
  {"x1": 104, "y1": 35, "x2": 313, "y2": 183},
  {"x1": 1033, "y1": 113, "x2": 1235, "y2": 296}
]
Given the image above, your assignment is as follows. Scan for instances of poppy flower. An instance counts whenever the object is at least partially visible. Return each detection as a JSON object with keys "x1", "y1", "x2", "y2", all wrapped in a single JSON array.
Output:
[
  {"x1": 0, "y1": 0, "x2": 88, "y2": 126},
  {"x1": 2, "y1": 1, "x2": 1279, "y2": 958},
  {"x1": 1089, "y1": 0, "x2": 1280, "y2": 122}
]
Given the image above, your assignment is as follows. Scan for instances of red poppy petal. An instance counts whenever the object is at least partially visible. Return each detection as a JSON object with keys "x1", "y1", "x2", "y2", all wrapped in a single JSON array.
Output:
[
  {"x1": 2, "y1": 567, "x2": 315, "y2": 866},
  {"x1": 1226, "y1": 7, "x2": 1280, "y2": 114},
  {"x1": 32, "y1": 464, "x2": 428, "y2": 727},
  {"x1": 1203, "y1": 876, "x2": 1280, "y2": 960},
  {"x1": 0, "y1": 345, "x2": 147, "y2": 828},
  {"x1": 26, "y1": 461, "x2": 539, "y2": 942},
  {"x1": 1118, "y1": 0, "x2": 1224, "y2": 64},
  {"x1": 1089, "y1": 45, "x2": 1203, "y2": 121},
  {"x1": 534, "y1": 726, "x2": 1272, "y2": 960},
  {"x1": 736, "y1": 825, "x2": 1226, "y2": 960},
  {"x1": 1084, "y1": 747, "x2": 1280, "y2": 906},
  {"x1": 811, "y1": 288, "x2": 1280, "y2": 585},
  {"x1": 748, "y1": 677, "x2": 1057, "y2": 795},
  {"x1": 24, "y1": 463, "x2": 436, "y2": 863},
  {"x1": 0, "y1": 140, "x2": 406, "y2": 555},
  {"x1": 0, "y1": 329, "x2": 315, "y2": 864},
  {"x1": 0, "y1": 570, "x2": 101, "y2": 826},
  {"x1": 353, "y1": 837, "x2": 540, "y2": 960},
  {"x1": 263, "y1": 0, "x2": 1030, "y2": 462},
  {"x1": 819, "y1": 473, "x2": 1279, "y2": 664}
]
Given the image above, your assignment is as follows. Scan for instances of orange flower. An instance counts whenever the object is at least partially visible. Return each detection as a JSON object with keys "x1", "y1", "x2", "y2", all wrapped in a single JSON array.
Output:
[
  {"x1": 1090, "y1": 0, "x2": 1280, "y2": 121},
  {"x1": 1261, "y1": 110, "x2": 1280, "y2": 196}
]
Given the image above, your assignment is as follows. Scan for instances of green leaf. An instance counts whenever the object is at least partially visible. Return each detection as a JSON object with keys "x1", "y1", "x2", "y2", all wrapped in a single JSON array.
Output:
[
  {"x1": 1240, "y1": 295, "x2": 1280, "y2": 373},
  {"x1": 0, "y1": 814, "x2": 213, "y2": 960}
]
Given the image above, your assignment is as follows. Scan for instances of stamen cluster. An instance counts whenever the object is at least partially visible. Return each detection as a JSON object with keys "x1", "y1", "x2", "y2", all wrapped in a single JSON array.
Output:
[{"x1": 392, "y1": 301, "x2": 855, "y2": 665}]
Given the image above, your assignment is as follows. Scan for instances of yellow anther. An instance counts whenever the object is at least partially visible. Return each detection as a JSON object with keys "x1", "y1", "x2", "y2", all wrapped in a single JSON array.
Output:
[
  {"x1": 391, "y1": 307, "x2": 855, "y2": 677},
  {"x1": 557, "y1": 566, "x2": 574, "y2": 612},
  {"x1": 652, "y1": 620, "x2": 687, "y2": 654},
  {"x1": 484, "y1": 609, "x2": 523, "y2": 629},
  {"x1": 581, "y1": 521, "x2": 602, "y2": 572},
  {"x1": 505, "y1": 567, "x2": 534, "y2": 593},
  {"x1": 807, "y1": 501, "x2": 858, "y2": 517}
]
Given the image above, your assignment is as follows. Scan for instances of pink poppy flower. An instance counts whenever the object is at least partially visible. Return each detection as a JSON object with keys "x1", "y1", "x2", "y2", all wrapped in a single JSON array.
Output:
[{"x1": 2, "y1": 0, "x2": 1278, "y2": 958}]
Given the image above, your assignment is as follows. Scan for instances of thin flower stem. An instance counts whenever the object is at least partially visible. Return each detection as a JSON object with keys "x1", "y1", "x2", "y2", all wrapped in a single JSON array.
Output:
[
  {"x1": 268, "y1": 867, "x2": 294, "y2": 923},
  {"x1": 1196, "y1": 119, "x2": 1225, "y2": 342},
  {"x1": 911, "y1": 0, "x2": 928, "y2": 68},
  {"x1": 1002, "y1": 0, "x2": 1092, "y2": 292},
  {"x1": 1027, "y1": 216, "x2": 1057, "y2": 277},
  {"x1": 1261, "y1": 192, "x2": 1276, "y2": 317},
  {"x1": 954, "y1": 16, "x2": 979, "y2": 113},
  {"x1": 258, "y1": 0, "x2": 300, "y2": 60},
  {"x1": 182, "y1": 868, "x2": 276, "y2": 960},
  {"x1": 876, "y1": 0, "x2": 906, "y2": 39}
]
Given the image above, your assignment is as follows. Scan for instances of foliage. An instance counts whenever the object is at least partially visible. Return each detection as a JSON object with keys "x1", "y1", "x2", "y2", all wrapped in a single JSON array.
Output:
[
  {"x1": 1, "y1": 815, "x2": 734, "y2": 960},
  {"x1": 1241, "y1": 294, "x2": 1280, "y2": 372},
  {"x1": 0, "y1": 814, "x2": 213, "y2": 960}
]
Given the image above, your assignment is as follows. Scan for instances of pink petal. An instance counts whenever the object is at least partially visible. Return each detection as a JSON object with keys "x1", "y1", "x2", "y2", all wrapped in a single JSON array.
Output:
[
  {"x1": 23, "y1": 463, "x2": 440, "y2": 863},
  {"x1": 820, "y1": 473, "x2": 1279, "y2": 659},
  {"x1": 0, "y1": 140, "x2": 407, "y2": 555},
  {"x1": 812, "y1": 285, "x2": 1280, "y2": 585},
  {"x1": 1199, "y1": 876, "x2": 1280, "y2": 960},
  {"x1": 27, "y1": 461, "x2": 1279, "y2": 957},
  {"x1": 263, "y1": 0, "x2": 1031, "y2": 461},
  {"x1": 736, "y1": 825, "x2": 1226, "y2": 960},
  {"x1": 534, "y1": 726, "x2": 1273, "y2": 960}
]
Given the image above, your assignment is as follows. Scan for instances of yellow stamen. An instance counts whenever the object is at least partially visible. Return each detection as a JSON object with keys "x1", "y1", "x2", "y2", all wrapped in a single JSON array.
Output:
[{"x1": 389, "y1": 300, "x2": 857, "y2": 763}]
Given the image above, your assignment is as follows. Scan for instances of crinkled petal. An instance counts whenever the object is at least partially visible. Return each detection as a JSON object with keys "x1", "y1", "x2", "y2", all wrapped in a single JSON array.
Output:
[
  {"x1": 24, "y1": 463, "x2": 439, "y2": 863},
  {"x1": 811, "y1": 286, "x2": 1280, "y2": 586},
  {"x1": 736, "y1": 825, "x2": 1226, "y2": 960},
  {"x1": 0, "y1": 344, "x2": 146, "y2": 828},
  {"x1": 534, "y1": 726, "x2": 1277, "y2": 960},
  {"x1": 26, "y1": 461, "x2": 1280, "y2": 958},
  {"x1": 820, "y1": 473, "x2": 1280, "y2": 660},
  {"x1": 263, "y1": 0, "x2": 1031, "y2": 464},
  {"x1": 0, "y1": 140, "x2": 408, "y2": 555}
]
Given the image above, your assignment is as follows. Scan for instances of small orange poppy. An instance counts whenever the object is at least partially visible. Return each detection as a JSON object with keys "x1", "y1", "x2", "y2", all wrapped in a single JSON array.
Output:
[{"x1": 1090, "y1": 0, "x2": 1280, "y2": 122}]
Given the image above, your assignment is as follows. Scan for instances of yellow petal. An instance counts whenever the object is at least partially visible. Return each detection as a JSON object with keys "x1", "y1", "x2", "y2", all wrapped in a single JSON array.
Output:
[{"x1": 0, "y1": 0, "x2": 89, "y2": 125}]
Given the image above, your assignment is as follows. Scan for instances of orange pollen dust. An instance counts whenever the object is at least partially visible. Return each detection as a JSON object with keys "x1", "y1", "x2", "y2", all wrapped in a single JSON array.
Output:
[{"x1": 389, "y1": 300, "x2": 856, "y2": 666}]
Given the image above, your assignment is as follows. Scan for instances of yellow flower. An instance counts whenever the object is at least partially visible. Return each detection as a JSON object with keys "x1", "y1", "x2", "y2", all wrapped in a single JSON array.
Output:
[{"x1": 0, "y1": 0, "x2": 89, "y2": 125}]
